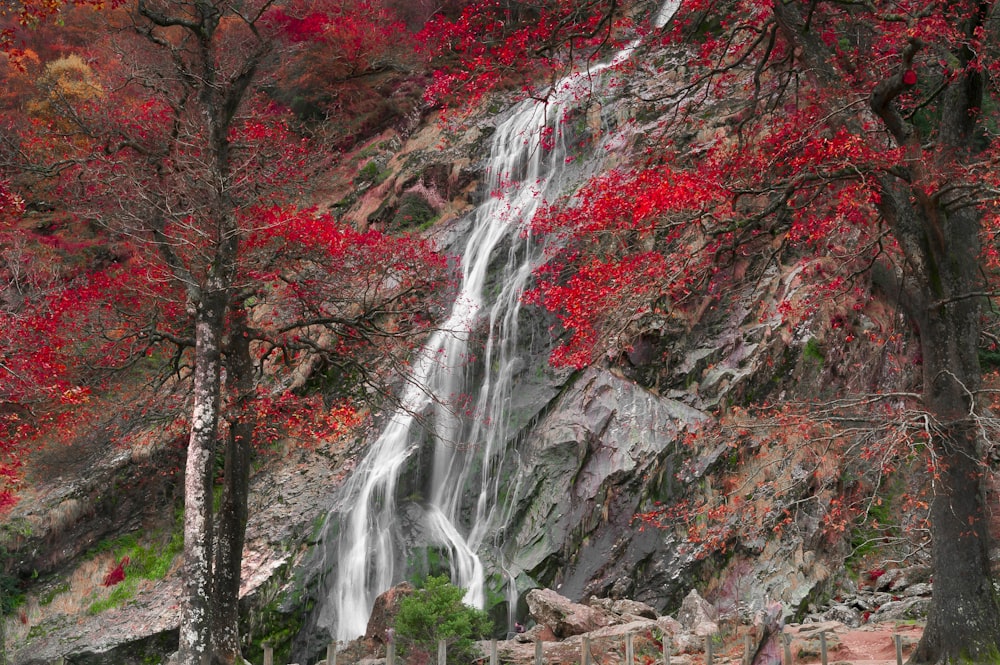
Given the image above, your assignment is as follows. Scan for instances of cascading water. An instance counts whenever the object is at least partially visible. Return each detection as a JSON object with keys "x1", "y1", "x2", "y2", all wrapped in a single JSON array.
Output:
[{"x1": 321, "y1": 1, "x2": 681, "y2": 641}]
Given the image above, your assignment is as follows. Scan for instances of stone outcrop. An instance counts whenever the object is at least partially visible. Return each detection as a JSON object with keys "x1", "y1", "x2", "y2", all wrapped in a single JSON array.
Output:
[
  {"x1": 501, "y1": 368, "x2": 709, "y2": 611},
  {"x1": 526, "y1": 589, "x2": 610, "y2": 638},
  {"x1": 677, "y1": 589, "x2": 719, "y2": 637}
]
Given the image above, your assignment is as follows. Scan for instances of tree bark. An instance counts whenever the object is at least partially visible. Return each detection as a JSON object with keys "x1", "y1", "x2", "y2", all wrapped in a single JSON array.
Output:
[
  {"x1": 907, "y1": 208, "x2": 1000, "y2": 662},
  {"x1": 912, "y1": 415, "x2": 1000, "y2": 664},
  {"x1": 212, "y1": 311, "x2": 255, "y2": 665},
  {"x1": 177, "y1": 293, "x2": 227, "y2": 665}
]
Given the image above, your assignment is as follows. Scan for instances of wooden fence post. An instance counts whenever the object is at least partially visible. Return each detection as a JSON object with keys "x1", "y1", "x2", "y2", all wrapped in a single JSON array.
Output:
[
  {"x1": 819, "y1": 632, "x2": 828, "y2": 665},
  {"x1": 490, "y1": 639, "x2": 498, "y2": 665},
  {"x1": 438, "y1": 639, "x2": 447, "y2": 665},
  {"x1": 744, "y1": 633, "x2": 753, "y2": 665},
  {"x1": 263, "y1": 644, "x2": 274, "y2": 665},
  {"x1": 626, "y1": 632, "x2": 635, "y2": 665},
  {"x1": 783, "y1": 633, "x2": 792, "y2": 665},
  {"x1": 662, "y1": 634, "x2": 671, "y2": 665},
  {"x1": 387, "y1": 637, "x2": 396, "y2": 665},
  {"x1": 705, "y1": 635, "x2": 714, "y2": 665},
  {"x1": 894, "y1": 634, "x2": 903, "y2": 665},
  {"x1": 534, "y1": 639, "x2": 543, "y2": 665},
  {"x1": 583, "y1": 634, "x2": 592, "y2": 665},
  {"x1": 326, "y1": 642, "x2": 337, "y2": 665}
]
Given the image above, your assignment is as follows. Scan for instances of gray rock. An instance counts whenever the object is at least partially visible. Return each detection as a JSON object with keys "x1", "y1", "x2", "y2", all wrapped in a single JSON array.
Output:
[
  {"x1": 870, "y1": 597, "x2": 930, "y2": 623},
  {"x1": 588, "y1": 597, "x2": 616, "y2": 612},
  {"x1": 657, "y1": 616, "x2": 683, "y2": 635},
  {"x1": 677, "y1": 589, "x2": 718, "y2": 636},
  {"x1": 503, "y1": 368, "x2": 708, "y2": 610},
  {"x1": 526, "y1": 588, "x2": 611, "y2": 638},
  {"x1": 824, "y1": 604, "x2": 861, "y2": 627},
  {"x1": 612, "y1": 598, "x2": 658, "y2": 619},
  {"x1": 874, "y1": 568, "x2": 901, "y2": 592},
  {"x1": 849, "y1": 596, "x2": 874, "y2": 612},
  {"x1": 903, "y1": 582, "x2": 932, "y2": 598}
]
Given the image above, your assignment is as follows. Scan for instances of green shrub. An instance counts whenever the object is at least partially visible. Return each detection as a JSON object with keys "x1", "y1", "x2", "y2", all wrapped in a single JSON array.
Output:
[{"x1": 394, "y1": 575, "x2": 492, "y2": 664}]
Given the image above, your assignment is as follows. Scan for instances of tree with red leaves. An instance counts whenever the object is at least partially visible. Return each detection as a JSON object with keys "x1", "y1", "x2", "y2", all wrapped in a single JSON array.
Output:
[
  {"x1": 508, "y1": 0, "x2": 1000, "y2": 661},
  {"x1": 419, "y1": 0, "x2": 634, "y2": 111},
  {"x1": 0, "y1": 1, "x2": 445, "y2": 664}
]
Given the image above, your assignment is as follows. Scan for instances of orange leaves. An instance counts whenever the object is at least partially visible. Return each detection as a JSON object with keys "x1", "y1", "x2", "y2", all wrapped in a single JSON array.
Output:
[{"x1": 252, "y1": 392, "x2": 363, "y2": 449}]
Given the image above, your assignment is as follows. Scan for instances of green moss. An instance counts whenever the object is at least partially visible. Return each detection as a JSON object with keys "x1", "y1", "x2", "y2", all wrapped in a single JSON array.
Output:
[
  {"x1": 979, "y1": 348, "x2": 1000, "y2": 371},
  {"x1": 0, "y1": 570, "x2": 26, "y2": 615},
  {"x1": 39, "y1": 582, "x2": 71, "y2": 606},
  {"x1": 357, "y1": 160, "x2": 391, "y2": 186},
  {"x1": 407, "y1": 546, "x2": 449, "y2": 582},
  {"x1": 88, "y1": 578, "x2": 139, "y2": 614},
  {"x1": 309, "y1": 514, "x2": 327, "y2": 543},
  {"x1": 86, "y1": 518, "x2": 184, "y2": 614},
  {"x1": 26, "y1": 622, "x2": 52, "y2": 641},
  {"x1": 845, "y1": 479, "x2": 901, "y2": 575},
  {"x1": 392, "y1": 193, "x2": 437, "y2": 231},
  {"x1": 245, "y1": 591, "x2": 308, "y2": 665},
  {"x1": 803, "y1": 338, "x2": 825, "y2": 364}
]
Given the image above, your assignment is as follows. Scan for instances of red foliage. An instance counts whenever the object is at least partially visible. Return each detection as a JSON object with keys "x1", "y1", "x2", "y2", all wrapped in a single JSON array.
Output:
[
  {"x1": 263, "y1": 0, "x2": 414, "y2": 124},
  {"x1": 418, "y1": 0, "x2": 640, "y2": 110},
  {"x1": 102, "y1": 555, "x2": 130, "y2": 587}
]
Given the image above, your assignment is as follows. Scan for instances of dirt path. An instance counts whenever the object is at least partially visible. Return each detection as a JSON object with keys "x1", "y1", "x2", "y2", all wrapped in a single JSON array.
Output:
[{"x1": 789, "y1": 621, "x2": 924, "y2": 665}]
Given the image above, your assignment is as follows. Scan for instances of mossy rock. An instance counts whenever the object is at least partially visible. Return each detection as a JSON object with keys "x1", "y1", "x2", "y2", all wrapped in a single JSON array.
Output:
[{"x1": 391, "y1": 193, "x2": 437, "y2": 231}]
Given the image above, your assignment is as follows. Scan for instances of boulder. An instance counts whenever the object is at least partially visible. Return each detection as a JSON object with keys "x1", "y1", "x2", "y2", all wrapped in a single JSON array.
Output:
[
  {"x1": 903, "y1": 582, "x2": 932, "y2": 598},
  {"x1": 677, "y1": 589, "x2": 719, "y2": 636},
  {"x1": 612, "y1": 598, "x2": 658, "y2": 620},
  {"x1": 824, "y1": 603, "x2": 861, "y2": 627},
  {"x1": 657, "y1": 616, "x2": 683, "y2": 636},
  {"x1": 364, "y1": 582, "x2": 415, "y2": 646},
  {"x1": 526, "y1": 588, "x2": 611, "y2": 638},
  {"x1": 869, "y1": 597, "x2": 930, "y2": 623}
]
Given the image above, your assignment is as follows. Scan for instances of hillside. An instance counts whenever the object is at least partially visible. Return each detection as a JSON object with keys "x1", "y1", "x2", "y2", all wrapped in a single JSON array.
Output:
[{"x1": 3, "y1": 0, "x2": 1000, "y2": 664}]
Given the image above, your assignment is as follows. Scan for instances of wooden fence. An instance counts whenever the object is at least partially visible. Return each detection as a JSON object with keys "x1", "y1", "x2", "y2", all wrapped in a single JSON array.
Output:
[{"x1": 260, "y1": 629, "x2": 908, "y2": 665}]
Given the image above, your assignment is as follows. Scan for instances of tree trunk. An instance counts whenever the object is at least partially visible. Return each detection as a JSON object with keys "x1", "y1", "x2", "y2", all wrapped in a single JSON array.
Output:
[
  {"x1": 913, "y1": 421, "x2": 1000, "y2": 664},
  {"x1": 212, "y1": 312, "x2": 255, "y2": 665},
  {"x1": 177, "y1": 295, "x2": 227, "y2": 665},
  {"x1": 888, "y1": 162, "x2": 1000, "y2": 662},
  {"x1": 911, "y1": 286, "x2": 1000, "y2": 663}
]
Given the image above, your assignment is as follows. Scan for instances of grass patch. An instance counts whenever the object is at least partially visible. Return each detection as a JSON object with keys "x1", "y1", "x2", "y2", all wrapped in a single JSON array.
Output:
[
  {"x1": 803, "y1": 337, "x2": 825, "y2": 364},
  {"x1": 86, "y1": 521, "x2": 184, "y2": 614}
]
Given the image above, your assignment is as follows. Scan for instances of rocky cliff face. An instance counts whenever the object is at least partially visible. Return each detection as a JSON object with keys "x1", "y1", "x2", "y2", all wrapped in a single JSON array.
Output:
[{"x1": 3, "y1": 26, "x2": 931, "y2": 665}]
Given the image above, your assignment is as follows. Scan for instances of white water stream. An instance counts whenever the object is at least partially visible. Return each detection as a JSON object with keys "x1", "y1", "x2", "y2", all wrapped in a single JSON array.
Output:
[{"x1": 326, "y1": 1, "x2": 680, "y2": 641}]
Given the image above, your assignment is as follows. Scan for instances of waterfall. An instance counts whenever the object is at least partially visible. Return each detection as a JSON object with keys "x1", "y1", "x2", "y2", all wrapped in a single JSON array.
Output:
[{"x1": 323, "y1": 2, "x2": 680, "y2": 642}]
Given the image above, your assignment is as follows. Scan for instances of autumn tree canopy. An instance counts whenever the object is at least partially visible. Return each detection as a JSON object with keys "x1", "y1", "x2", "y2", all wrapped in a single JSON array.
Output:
[
  {"x1": 0, "y1": 0, "x2": 447, "y2": 663},
  {"x1": 512, "y1": 0, "x2": 1000, "y2": 662},
  {"x1": 5, "y1": 0, "x2": 1000, "y2": 662}
]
